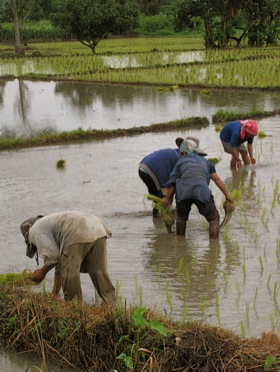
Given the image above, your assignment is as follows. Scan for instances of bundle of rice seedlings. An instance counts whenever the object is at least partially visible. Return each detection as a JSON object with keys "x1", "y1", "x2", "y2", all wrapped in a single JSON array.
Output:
[
  {"x1": 0, "y1": 269, "x2": 33, "y2": 285},
  {"x1": 146, "y1": 194, "x2": 175, "y2": 232}
]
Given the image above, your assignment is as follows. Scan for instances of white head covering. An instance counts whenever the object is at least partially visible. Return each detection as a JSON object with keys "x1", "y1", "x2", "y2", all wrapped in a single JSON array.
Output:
[{"x1": 179, "y1": 139, "x2": 198, "y2": 155}]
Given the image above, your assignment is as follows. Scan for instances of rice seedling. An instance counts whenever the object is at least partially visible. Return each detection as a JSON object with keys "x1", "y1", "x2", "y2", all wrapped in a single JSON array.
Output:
[
  {"x1": 246, "y1": 301, "x2": 250, "y2": 327},
  {"x1": 253, "y1": 287, "x2": 258, "y2": 308},
  {"x1": 259, "y1": 256, "x2": 264, "y2": 273},
  {"x1": 177, "y1": 257, "x2": 185, "y2": 275},
  {"x1": 273, "y1": 283, "x2": 279, "y2": 311},
  {"x1": 56, "y1": 159, "x2": 66, "y2": 169},
  {"x1": 240, "y1": 321, "x2": 246, "y2": 338},
  {"x1": 258, "y1": 130, "x2": 268, "y2": 138},
  {"x1": 276, "y1": 240, "x2": 280, "y2": 266},
  {"x1": 215, "y1": 292, "x2": 221, "y2": 326},
  {"x1": 208, "y1": 157, "x2": 221, "y2": 165},
  {"x1": 261, "y1": 208, "x2": 269, "y2": 230},
  {"x1": 0, "y1": 269, "x2": 33, "y2": 285},
  {"x1": 165, "y1": 282, "x2": 173, "y2": 317}
]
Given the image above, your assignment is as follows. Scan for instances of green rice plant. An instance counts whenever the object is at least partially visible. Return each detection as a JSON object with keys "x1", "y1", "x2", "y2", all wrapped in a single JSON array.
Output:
[
  {"x1": 146, "y1": 194, "x2": 175, "y2": 231},
  {"x1": 208, "y1": 157, "x2": 221, "y2": 165},
  {"x1": 222, "y1": 269, "x2": 229, "y2": 292},
  {"x1": 214, "y1": 124, "x2": 223, "y2": 132},
  {"x1": 253, "y1": 287, "x2": 258, "y2": 307},
  {"x1": 273, "y1": 283, "x2": 279, "y2": 311},
  {"x1": 261, "y1": 208, "x2": 269, "y2": 230},
  {"x1": 177, "y1": 257, "x2": 185, "y2": 275},
  {"x1": 240, "y1": 320, "x2": 246, "y2": 338},
  {"x1": 215, "y1": 292, "x2": 221, "y2": 327},
  {"x1": 200, "y1": 89, "x2": 212, "y2": 96},
  {"x1": 269, "y1": 314, "x2": 275, "y2": 330},
  {"x1": 132, "y1": 276, "x2": 143, "y2": 306},
  {"x1": 0, "y1": 270, "x2": 33, "y2": 285},
  {"x1": 165, "y1": 281, "x2": 173, "y2": 316},
  {"x1": 276, "y1": 240, "x2": 280, "y2": 266},
  {"x1": 246, "y1": 301, "x2": 250, "y2": 327},
  {"x1": 258, "y1": 130, "x2": 268, "y2": 138},
  {"x1": 235, "y1": 279, "x2": 241, "y2": 303},
  {"x1": 56, "y1": 159, "x2": 66, "y2": 169},
  {"x1": 259, "y1": 256, "x2": 264, "y2": 273},
  {"x1": 242, "y1": 263, "x2": 246, "y2": 281}
]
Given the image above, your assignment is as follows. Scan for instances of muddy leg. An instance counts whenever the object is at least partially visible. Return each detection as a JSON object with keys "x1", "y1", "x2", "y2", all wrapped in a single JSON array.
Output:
[
  {"x1": 176, "y1": 219, "x2": 186, "y2": 236},
  {"x1": 209, "y1": 220, "x2": 220, "y2": 239}
]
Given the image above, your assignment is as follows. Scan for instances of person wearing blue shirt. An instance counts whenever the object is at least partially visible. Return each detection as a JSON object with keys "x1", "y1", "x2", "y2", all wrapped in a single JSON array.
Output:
[
  {"x1": 162, "y1": 139, "x2": 233, "y2": 238},
  {"x1": 220, "y1": 119, "x2": 258, "y2": 169},
  {"x1": 139, "y1": 136, "x2": 207, "y2": 217}
]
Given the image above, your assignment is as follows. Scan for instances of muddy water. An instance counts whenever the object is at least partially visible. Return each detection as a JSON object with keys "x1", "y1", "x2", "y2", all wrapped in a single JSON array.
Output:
[
  {"x1": 1, "y1": 79, "x2": 280, "y2": 137},
  {"x1": 0, "y1": 87, "x2": 280, "y2": 370}
]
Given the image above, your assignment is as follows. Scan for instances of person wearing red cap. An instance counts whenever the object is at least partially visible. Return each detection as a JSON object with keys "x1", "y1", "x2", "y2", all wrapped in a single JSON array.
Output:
[{"x1": 220, "y1": 119, "x2": 258, "y2": 169}]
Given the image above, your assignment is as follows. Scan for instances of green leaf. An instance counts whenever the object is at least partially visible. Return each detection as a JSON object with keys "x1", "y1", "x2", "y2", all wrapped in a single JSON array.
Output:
[
  {"x1": 264, "y1": 355, "x2": 275, "y2": 371},
  {"x1": 132, "y1": 306, "x2": 148, "y2": 327},
  {"x1": 149, "y1": 319, "x2": 167, "y2": 336}
]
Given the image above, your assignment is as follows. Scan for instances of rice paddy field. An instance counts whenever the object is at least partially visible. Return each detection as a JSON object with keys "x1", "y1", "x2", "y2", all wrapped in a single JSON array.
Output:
[{"x1": 0, "y1": 37, "x2": 280, "y2": 370}]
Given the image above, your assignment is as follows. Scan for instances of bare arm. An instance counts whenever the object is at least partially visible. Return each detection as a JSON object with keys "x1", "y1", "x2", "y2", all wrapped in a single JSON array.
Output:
[
  {"x1": 162, "y1": 185, "x2": 175, "y2": 207},
  {"x1": 247, "y1": 143, "x2": 256, "y2": 165},
  {"x1": 211, "y1": 173, "x2": 233, "y2": 203},
  {"x1": 231, "y1": 146, "x2": 242, "y2": 169},
  {"x1": 32, "y1": 263, "x2": 56, "y2": 284}
]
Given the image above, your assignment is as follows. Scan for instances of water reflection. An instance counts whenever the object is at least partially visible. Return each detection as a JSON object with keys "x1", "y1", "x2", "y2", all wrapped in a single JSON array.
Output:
[
  {"x1": 1, "y1": 80, "x2": 280, "y2": 139},
  {"x1": 143, "y1": 215, "x2": 242, "y2": 320}
]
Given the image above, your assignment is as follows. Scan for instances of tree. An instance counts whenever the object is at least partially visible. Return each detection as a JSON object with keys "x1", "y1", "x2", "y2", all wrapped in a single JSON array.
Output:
[
  {"x1": 174, "y1": 0, "x2": 280, "y2": 48},
  {"x1": 50, "y1": 0, "x2": 139, "y2": 54}
]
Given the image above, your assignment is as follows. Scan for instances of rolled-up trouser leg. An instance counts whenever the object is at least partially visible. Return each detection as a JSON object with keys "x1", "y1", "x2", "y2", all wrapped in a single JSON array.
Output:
[{"x1": 85, "y1": 238, "x2": 117, "y2": 305}]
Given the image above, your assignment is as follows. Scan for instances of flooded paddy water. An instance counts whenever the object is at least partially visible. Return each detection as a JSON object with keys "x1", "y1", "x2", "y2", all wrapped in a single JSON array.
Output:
[{"x1": 0, "y1": 80, "x2": 280, "y2": 370}]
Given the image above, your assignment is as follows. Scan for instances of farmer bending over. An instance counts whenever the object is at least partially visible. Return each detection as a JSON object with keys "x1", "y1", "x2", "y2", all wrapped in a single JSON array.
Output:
[
  {"x1": 139, "y1": 136, "x2": 207, "y2": 217},
  {"x1": 20, "y1": 211, "x2": 117, "y2": 304},
  {"x1": 162, "y1": 139, "x2": 233, "y2": 239},
  {"x1": 220, "y1": 119, "x2": 258, "y2": 170}
]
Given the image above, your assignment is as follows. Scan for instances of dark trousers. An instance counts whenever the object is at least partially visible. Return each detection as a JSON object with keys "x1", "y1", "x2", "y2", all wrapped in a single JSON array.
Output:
[{"x1": 138, "y1": 169, "x2": 163, "y2": 197}]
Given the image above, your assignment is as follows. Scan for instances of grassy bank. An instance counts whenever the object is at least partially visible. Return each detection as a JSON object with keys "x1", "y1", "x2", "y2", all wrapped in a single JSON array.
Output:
[
  {"x1": 0, "y1": 116, "x2": 209, "y2": 150},
  {"x1": 0, "y1": 286, "x2": 280, "y2": 371},
  {"x1": 0, "y1": 106, "x2": 277, "y2": 150}
]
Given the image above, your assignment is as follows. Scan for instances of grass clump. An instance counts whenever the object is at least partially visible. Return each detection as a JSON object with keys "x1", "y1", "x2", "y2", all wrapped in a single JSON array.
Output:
[
  {"x1": 56, "y1": 159, "x2": 66, "y2": 169},
  {"x1": 0, "y1": 116, "x2": 209, "y2": 151}
]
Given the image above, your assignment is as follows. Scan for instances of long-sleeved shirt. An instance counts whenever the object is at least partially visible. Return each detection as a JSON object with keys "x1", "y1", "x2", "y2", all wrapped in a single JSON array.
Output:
[{"x1": 166, "y1": 154, "x2": 216, "y2": 203}]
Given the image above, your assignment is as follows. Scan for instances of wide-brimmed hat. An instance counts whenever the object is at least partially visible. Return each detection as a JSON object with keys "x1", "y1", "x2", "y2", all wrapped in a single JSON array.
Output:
[
  {"x1": 175, "y1": 136, "x2": 207, "y2": 156},
  {"x1": 20, "y1": 215, "x2": 43, "y2": 258}
]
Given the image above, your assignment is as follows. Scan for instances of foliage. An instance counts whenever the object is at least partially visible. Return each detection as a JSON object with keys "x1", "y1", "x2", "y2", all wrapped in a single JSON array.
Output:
[
  {"x1": 138, "y1": 12, "x2": 174, "y2": 34},
  {"x1": 117, "y1": 306, "x2": 167, "y2": 369},
  {"x1": 50, "y1": 0, "x2": 139, "y2": 53},
  {"x1": 174, "y1": 0, "x2": 280, "y2": 48}
]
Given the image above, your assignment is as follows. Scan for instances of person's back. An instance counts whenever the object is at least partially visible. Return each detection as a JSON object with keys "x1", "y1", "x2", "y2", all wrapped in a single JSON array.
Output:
[
  {"x1": 140, "y1": 148, "x2": 180, "y2": 188},
  {"x1": 168, "y1": 154, "x2": 213, "y2": 204}
]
